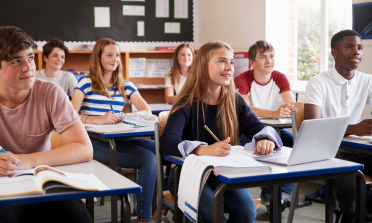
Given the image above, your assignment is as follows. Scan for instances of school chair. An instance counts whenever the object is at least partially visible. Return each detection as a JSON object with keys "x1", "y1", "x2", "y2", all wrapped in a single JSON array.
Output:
[
  {"x1": 155, "y1": 111, "x2": 260, "y2": 223},
  {"x1": 50, "y1": 131, "x2": 66, "y2": 150}
]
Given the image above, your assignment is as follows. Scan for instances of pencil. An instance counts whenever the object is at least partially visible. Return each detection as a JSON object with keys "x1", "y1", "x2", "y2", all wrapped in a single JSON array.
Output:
[{"x1": 204, "y1": 125, "x2": 221, "y2": 143}]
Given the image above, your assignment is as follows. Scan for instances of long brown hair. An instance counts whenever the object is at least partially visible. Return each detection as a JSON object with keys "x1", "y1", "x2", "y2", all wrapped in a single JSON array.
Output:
[
  {"x1": 165, "y1": 43, "x2": 195, "y2": 90},
  {"x1": 88, "y1": 38, "x2": 126, "y2": 100},
  {"x1": 171, "y1": 41, "x2": 239, "y2": 145}
]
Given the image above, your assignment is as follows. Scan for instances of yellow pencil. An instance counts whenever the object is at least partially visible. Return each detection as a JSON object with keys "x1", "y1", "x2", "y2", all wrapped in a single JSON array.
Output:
[{"x1": 204, "y1": 125, "x2": 221, "y2": 143}]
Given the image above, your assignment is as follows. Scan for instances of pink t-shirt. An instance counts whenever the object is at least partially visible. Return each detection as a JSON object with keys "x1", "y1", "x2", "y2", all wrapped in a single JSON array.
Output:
[
  {"x1": 234, "y1": 69, "x2": 291, "y2": 110},
  {"x1": 0, "y1": 79, "x2": 79, "y2": 154}
]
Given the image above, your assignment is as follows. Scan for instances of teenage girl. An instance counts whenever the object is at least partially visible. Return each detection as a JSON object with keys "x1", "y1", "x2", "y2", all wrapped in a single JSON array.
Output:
[
  {"x1": 71, "y1": 38, "x2": 156, "y2": 223},
  {"x1": 164, "y1": 43, "x2": 194, "y2": 104},
  {"x1": 160, "y1": 41, "x2": 280, "y2": 222}
]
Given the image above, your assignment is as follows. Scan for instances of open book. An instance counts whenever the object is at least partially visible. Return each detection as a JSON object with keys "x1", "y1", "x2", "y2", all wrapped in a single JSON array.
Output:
[
  {"x1": 177, "y1": 154, "x2": 271, "y2": 222},
  {"x1": 0, "y1": 165, "x2": 108, "y2": 197},
  {"x1": 84, "y1": 123, "x2": 134, "y2": 134}
]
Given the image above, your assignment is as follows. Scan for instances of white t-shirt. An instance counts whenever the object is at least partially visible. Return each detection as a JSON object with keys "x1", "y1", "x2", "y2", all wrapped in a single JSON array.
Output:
[
  {"x1": 35, "y1": 69, "x2": 77, "y2": 97},
  {"x1": 165, "y1": 73, "x2": 187, "y2": 95},
  {"x1": 304, "y1": 68, "x2": 372, "y2": 124}
]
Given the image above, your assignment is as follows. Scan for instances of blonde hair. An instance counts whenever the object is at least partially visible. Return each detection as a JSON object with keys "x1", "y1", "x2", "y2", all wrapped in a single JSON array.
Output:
[
  {"x1": 171, "y1": 41, "x2": 240, "y2": 145},
  {"x1": 88, "y1": 38, "x2": 126, "y2": 100},
  {"x1": 165, "y1": 44, "x2": 195, "y2": 91}
]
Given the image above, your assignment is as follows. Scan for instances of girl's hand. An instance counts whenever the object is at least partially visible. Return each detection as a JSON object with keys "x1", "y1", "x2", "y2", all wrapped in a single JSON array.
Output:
[
  {"x1": 195, "y1": 137, "x2": 231, "y2": 157},
  {"x1": 97, "y1": 112, "x2": 120, "y2": 124},
  {"x1": 254, "y1": 139, "x2": 275, "y2": 155}
]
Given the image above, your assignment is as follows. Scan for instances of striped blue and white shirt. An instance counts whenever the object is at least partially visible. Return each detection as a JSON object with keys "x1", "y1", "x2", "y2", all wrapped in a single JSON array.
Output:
[{"x1": 75, "y1": 77, "x2": 138, "y2": 116}]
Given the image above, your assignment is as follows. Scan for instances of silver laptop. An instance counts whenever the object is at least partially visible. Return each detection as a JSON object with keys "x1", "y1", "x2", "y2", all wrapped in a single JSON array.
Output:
[{"x1": 254, "y1": 116, "x2": 349, "y2": 166}]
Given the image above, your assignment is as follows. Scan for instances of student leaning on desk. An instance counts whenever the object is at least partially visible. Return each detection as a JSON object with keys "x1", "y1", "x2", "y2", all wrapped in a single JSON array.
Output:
[
  {"x1": 71, "y1": 38, "x2": 157, "y2": 223},
  {"x1": 0, "y1": 26, "x2": 93, "y2": 222},
  {"x1": 159, "y1": 41, "x2": 282, "y2": 223},
  {"x1": 164, "y1": 43, "x2": 194, "y2": 104},
  {"x1": 304, "y1": 29, "x2": 372, "y2": 223},
  {"x1": 234, "y1": 40, "x2": 295, "y2": 213}
]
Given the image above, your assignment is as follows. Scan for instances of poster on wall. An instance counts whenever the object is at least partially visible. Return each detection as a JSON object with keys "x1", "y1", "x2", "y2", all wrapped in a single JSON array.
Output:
[
  {"x1": 353, "y1": 2, "x2": 372, "y2": 39},
  {"x1": 233, "y1": 52, "x2": 250, "y2": 78}
]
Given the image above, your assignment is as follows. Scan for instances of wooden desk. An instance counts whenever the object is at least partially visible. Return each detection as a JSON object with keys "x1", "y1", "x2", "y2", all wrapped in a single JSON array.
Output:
[
  {"x1": 165, "y1": 155, "x2": 365, "y2": 223},
  {"x1": 0, "y1": 160, "x2": 141, "y2": 223}
]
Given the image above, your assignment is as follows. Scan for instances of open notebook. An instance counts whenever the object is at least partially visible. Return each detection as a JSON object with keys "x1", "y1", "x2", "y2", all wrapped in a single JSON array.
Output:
[{"x1": 84, "y1": 123, "x2": 134, "y2": 134}]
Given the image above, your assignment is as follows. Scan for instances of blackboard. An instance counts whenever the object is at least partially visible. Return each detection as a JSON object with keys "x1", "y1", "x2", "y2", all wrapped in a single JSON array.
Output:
[
  {"x1": 353, "y1": 2, "x2": 372, "y2": 39},
  {"x1": 0, "y1": 0, "x2": 194, "y2": 42}
]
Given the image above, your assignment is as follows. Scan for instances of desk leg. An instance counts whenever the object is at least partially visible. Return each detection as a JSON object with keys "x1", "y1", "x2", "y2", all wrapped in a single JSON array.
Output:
[
  {"x1": 213, "y1": 183, "x2": 227, "y2": 223},
  {"x1": 325, "y1": 179, "x2": 333, "y2": 223},
  {"x1": 86, "y1": 197, "x2": 94, "y2": 220},
  {"x1": 355, "y1": 171, "x2": 366, "y2": 223},
  {"x1": 287, "y1": 183, "x2": 300, "y2": 223},
  {"x1": 174, "y1": 165, "x2": 183, "y2": 223},
  {"x1": 109, "y1": 138, "x2": 118, "y2": 223},
  {"x1": 270, "y1": 185, "x2": 281, "y2": 223},
  {"x1": 120, "y1": 194, "x2": 131, "y2": 223}
]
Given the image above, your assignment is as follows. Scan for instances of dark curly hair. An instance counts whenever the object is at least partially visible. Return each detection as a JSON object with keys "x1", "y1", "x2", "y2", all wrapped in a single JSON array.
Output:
[{"x1": 331, "y1": 30, "x2": 361, "y2": 49}]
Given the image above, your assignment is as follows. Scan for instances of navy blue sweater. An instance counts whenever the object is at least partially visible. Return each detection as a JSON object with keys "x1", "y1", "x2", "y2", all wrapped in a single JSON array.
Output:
[{"x1": 159, "y1": 93, "x2": 266, "y2": 157}]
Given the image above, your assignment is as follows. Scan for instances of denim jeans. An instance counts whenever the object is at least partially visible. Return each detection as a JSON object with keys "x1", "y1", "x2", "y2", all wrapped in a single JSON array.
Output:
[
  {"x1": 0, "y1": 199, "x2": 92, "y2": 223},
  {"x1": 239, "y1": 128, "x2": 294, "y2": 195},
  {"x1": 168, "y1": 167, "x2": 257, "y2": 223},
  {"x1": 90, "y1": 137, "x2": 156, "y2": 222}
]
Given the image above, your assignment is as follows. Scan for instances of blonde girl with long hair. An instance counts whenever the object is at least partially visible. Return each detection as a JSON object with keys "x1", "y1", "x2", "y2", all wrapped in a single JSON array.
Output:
[
  {"x1": 71, "y1": 38, "x2": 156, "y2": 223},
  {"x1": 160, "y1": 41, "x2": 281, "y2": 222},
  {"x1": 164, "y1": 43, "x2": 195, "y2": 104}
]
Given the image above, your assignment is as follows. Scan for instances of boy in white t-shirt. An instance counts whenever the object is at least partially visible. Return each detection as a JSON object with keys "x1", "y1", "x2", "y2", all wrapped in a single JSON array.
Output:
[
  {"x1": 304, "y1": 29, "x2": 372, "y2": 222},
  {"x1": 235, "y1": 40, "x2": 295, "y2": 213}
]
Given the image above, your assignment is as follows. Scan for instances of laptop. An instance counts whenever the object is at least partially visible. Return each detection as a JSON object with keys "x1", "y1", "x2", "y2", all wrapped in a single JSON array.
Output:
[{"x1": 254, "y1": 116, "x2": 349, "y2": 166}]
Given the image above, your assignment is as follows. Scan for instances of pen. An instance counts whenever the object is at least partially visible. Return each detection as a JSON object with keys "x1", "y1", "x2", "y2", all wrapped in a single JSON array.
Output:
[
  {"x1": 110, "y1": 104, "x2": 115, "y2": 114},
  {"x1": 204, "y1": 125, "x2": 221, "y2": 143},
  {"x1": 0, "y1": 146, "x2": 19, "y2": 166},
  {"x1": 123, "y1": 121, "x2": 139, "y2": 126}
]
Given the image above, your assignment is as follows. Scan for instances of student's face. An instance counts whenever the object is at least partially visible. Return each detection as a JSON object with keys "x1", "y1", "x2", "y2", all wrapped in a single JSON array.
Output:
[
  {"x1": 332, "y1": 35, "x2": 363, "y2": 71},
  {"x1": 100, "y1": 44, "x2": 120, "y2": 74},
  {"x1": 251, "y1": 50, "x2": 275, "y2": 75},
  {"x1": 44, "y1": 47, "x2": 65, "y2": 71},
  {"x1": 177, "y1": 47, "x2": 193, "y2": 68},
  {"x1": 0, "y1": 47, "x2": 36, "y2": 92},
  {"x1": 207, "y1": 48, "x2": 234, "y2": 88}
]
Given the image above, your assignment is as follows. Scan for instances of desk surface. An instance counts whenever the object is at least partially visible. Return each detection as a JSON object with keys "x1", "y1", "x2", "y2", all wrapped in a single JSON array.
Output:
[
  {"x1": 132, "y1": 103, "x2": 172, "y2": 114},
  {"x1": 258, "y1": 117, "x2": 292, "y2": 128},
  {"x1": 342, "y1": 136, "x2": 372, "y2": 150},
  {"x1": 165, "y1": 154, "x2": 363, "y2": 184},
  {"x1": 88, "y1": 126, "x2": 155, "y2": 138},
  {"x1": 0, "y1": 160, "x2": 141, "y2": 206}
]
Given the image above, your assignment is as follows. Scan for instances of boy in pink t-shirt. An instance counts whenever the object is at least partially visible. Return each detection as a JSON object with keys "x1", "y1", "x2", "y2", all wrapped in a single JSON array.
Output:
[
  {"x1": 235, "y1": 40, "x2": 295, "y2": 213},
  {"x1": 0, "y1": 26, "x2": 93, "y2": 222}
]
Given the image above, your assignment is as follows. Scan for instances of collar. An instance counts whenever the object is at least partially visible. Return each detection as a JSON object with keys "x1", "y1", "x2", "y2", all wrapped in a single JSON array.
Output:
[{"x1": 330, "y1": 67, "x2": 354, "y2": 85}]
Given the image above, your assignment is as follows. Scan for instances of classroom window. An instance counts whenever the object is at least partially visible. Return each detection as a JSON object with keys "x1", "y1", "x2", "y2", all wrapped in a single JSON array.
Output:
[{"x1": 290, "y1": 0, "x2": 351, "y2": 84}]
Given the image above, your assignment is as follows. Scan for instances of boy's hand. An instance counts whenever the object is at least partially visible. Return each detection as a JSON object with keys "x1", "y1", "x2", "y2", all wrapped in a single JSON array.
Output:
[
  {"x1": 195, "y1": 137, "x2": 231, "y2": 157},
  {"x1": 0, "y1": 151, "x2": 20, "y2": 177},
  {"x1": 350, "y1": 119, "x2": 372, "y2": 136},
  {"x1": 254, "y1": 139, "x2": 275, "y2": 155},
  {"x1": 273, "y1": 104, "x2": 293, "y2": 119}
]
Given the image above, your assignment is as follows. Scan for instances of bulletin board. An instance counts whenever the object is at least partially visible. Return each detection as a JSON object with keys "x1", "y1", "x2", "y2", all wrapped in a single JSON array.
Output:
[{"x1": 0, "y1": 0, "x2": 194, "y2": 43}]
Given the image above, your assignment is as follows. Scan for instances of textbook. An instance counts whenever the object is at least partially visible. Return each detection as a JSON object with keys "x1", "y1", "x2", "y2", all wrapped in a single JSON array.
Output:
[
  {"x1": 177, "y1": 154, "x2": 271, "y2": 222},
  {"x1": 0, "y1": 165, "x2": 109, "y2": 197},
  {"x1": 84, "y1": 123, "x2": 134, "y2": 134}
]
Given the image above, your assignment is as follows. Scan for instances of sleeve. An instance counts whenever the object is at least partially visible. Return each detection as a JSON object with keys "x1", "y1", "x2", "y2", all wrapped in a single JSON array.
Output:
[
  {"x1": 160, "y1": 106, "x2": 203, "y2": 157},
  {"x1": 244, "y1": 127, "x2": 283, "y2": 151},
  {"x1": 74, "y1": 77, "x2": 91, "y2": 95},
  {"x1": 67, "y1": 72, "x2": 78, "y2": 97},
  {"x1": 123, "y1": 81, "x2": 138, "y2": 99},
  {"x1": 304, "y1": 77, "x2": 324, "y2": 107},
  {"x1": 47, "y1": 84, "x2": 79, "y2": 134},
  {"x1": 273, "y1": 71, "x2": 291, "y2": 93},
  {"x1": 165, "y1": 75, "x2": 174, "y2": 88},
  {"x1": 234, "y1": 71, "x2": 251, "y2": 95}
]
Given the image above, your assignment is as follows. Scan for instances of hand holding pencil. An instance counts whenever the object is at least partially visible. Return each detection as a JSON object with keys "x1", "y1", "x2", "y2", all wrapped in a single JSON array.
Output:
[{"x1": 195, "y1": 125, "x2": 231, "y2": 156}]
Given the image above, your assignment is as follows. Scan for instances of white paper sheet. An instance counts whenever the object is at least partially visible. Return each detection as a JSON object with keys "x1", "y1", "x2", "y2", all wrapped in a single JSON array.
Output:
[
  {"x1": 146, "y1": 59, "x2": 171, "y2": 77},
  {"x1": 94, "y1": 7, "x2": 110, "y2": 28},
  {"x1": 137, "y1": 21, "x2": 145, "y2": 36},
  {"x1": 123, "y1": 5, "x2": 145, "y2": 16},
  {"x1": 164, "y1": 22, "x2": 180, "y2": 34},
  {"x1": 174, "y1": 0, "x2": 188, "y2": 18},
  {"x1": 156, "y1": 0, "x2": 169, "y2": 18},
  {"x1": 129, "y1": 58, "x2": 146, "y2": 77}
]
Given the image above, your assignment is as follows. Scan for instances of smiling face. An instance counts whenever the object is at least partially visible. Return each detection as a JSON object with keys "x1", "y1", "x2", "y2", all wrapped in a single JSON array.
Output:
[
  {"x1": 43, "y1": 47, "x2": 65, "y2": 71},
  {"x1": 177, "y1": 47, "x2": 193, "y2": 69},
  {"x1": 332, "y1": 35, "x2": 363, "y2": 71},
  {"x1": 207, "y1": 47, "x2": 234, "y2": 88},
  {"x1": 251, "y1": 50, "x2": 275, "y2": 75},
  {"x1": 0, "y1": 47, "x2": 36, "y2": 93},
  {"x1": 100, "y1": 44, "x2": 120, "y2": 75}
]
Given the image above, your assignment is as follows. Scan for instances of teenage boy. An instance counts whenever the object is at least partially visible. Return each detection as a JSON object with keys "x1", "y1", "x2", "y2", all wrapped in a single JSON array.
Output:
[
  {"x1": 304, "y1": 29, "x2": 372, "y2": 222},
  {"x1": 234, "y1": 40, "x2": 295, "y2": 213},
  {"x1": 0, "y1": 26, "x2": 93, "y2": 223}
]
